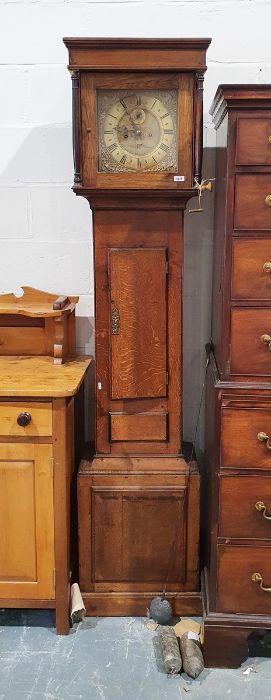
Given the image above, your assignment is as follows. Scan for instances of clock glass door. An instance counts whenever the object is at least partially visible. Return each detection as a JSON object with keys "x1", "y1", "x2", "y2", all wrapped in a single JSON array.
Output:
[{"x1": 80, "y1": 71, "x2": 195, "y2": 188}]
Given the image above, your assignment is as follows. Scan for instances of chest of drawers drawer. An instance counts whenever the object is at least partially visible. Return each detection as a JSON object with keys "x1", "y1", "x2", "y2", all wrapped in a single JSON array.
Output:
[
  {"x1": 232, "y1": 238, "x2": 271, "y2": 301},
  {"x1": 236, "y1": 117, "x2": 271, "y2": 165},
  {"x1": 219, "y1": 474, "x2": 271, "y2": 539},
  {"x1": 231, "y1": 308, "x2": 271, "y2": 375},
  {"x1": 235, "y1": 175, "x2": 271, "y2": 231},
  {"x1": 217, "y1": 545, "x2": 271, "y2": 615},
  {"x1": 0, "y1": 402, "x2": 52, "y2": 437},
  {"x1": 221, "y1": 406, "x2": 271, "y2": 469}
]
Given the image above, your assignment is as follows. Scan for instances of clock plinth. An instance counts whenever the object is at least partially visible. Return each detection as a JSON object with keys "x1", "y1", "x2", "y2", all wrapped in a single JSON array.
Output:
[
  {"x1": 78, "y1": 451, "x2": 201, "y2": 617},
  {"x1": 64, "y1": 37, "x2": 211, "y2": 615}
]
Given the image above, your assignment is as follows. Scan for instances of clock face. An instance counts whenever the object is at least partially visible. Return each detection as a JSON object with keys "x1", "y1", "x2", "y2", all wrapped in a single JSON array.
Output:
[{"x1": 97, "y1": 90, "x2": 178, "y2": 172}]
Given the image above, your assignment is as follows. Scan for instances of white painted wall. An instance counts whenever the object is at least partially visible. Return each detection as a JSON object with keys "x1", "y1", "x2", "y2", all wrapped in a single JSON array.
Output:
[{"x1": 0, "y1": 0, "x2": 270, "y2": 448}]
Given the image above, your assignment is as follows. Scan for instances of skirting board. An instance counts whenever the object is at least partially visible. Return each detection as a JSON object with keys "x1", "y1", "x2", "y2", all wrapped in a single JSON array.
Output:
[{"x1": 82, "y1": 591, "x2": 203, "y2": 617}]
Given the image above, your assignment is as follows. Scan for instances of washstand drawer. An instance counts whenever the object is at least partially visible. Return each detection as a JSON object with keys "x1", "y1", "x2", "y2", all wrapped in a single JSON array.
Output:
[
  {"x1": 232, "y1": 238, "x2": 271, "y2": 300},
  {"x1": 217, "y1": 545, "x2": 271, "y2": 615},
  {"x1": 221, "y1": 406, "x2": 271, "y2": 469},
  {"x1": 231, "y1": 308, "x2": 271, "y2": 375},
  {"x1": 236, "y1": 117, "x2": 271, "y2": 165},
  {"x1": 0, "y1": 402, "x2": 52, "y2": 437},
  {"x1": 234, "y1": 175, "x2": 271, "y2": 230},
  {"x1": 219, "y1": 475, "x2": 271, "y2": 539}
]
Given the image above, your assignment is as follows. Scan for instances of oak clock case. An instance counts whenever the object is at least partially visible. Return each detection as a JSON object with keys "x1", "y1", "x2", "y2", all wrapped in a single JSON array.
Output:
[{"x1": 64, "y1": 37, "x2": 211, "y2": 617}]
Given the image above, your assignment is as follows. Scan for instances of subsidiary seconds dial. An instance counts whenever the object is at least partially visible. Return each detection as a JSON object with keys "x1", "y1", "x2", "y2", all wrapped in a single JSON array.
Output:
[{"x1": 100, "y1": 92, "x2": 176, "y2": 172}]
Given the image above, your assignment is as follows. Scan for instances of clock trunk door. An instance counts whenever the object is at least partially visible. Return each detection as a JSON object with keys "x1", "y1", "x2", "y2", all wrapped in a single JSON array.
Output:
[
  {"x1": 95, "y1": 209, "x2": 182, "y2": 455},
  {"x1": 109, "y1": 247, "x2": 167, "y2": 400}
]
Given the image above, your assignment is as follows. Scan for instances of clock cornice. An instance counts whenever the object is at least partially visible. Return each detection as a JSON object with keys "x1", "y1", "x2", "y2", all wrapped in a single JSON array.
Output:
[{"x1": 63, "y1": 37, "x2": 211, "y2": 72}]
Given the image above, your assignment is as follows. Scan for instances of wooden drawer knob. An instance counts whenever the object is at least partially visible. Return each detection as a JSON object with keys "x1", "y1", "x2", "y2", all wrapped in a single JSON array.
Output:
[
  {"x1": 263, "y1": 262, "x2": 271, "y2": 273},
  {"x1": 255, "y1": 501, "x2": 271, "y2": 520},
  {"x1": 260, "y1": 334, "x2": 271, "y2": 349},
  {"x1": 257, "y1": 431, "x2": 271, "y2": 449},
  {"x1": 252, "y1": 572, "x2": 271, "y2": 592},
  {"x1": 265, "y1": 195, "x2": 271, "y2": 206},
  {"x1": 17, "y1": 411, "x2": 32, "y2": 427}
]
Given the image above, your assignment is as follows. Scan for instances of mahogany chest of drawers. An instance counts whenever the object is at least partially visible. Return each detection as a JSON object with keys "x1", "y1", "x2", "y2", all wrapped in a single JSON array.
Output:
[{"x1": 204, "y1": 86, "x2": 271, "y2": 667}]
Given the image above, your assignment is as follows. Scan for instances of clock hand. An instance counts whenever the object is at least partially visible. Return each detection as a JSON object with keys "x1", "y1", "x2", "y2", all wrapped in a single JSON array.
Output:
[
  {"x1": 126, "y1": 119, "x2": 142, "y2": 137},
  {"x1": 116, "y1": 124, "x2": 142, "y2": 139}
]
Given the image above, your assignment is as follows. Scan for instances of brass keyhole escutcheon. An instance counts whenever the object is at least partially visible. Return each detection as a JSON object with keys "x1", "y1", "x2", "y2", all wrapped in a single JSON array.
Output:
[{"x1": 111, "y1": 305, "x2": 120, "y2": 335}]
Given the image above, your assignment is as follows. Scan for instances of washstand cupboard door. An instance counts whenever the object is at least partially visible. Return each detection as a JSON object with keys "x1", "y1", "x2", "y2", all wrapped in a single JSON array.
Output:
[{"x1": 0, "y1": 443, "x2": 55, "y2": 600}]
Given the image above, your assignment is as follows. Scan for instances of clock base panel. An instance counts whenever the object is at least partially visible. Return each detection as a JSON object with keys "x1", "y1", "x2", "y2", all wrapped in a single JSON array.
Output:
[{"x1": 78, "y1": 453, "x2": 200, "y2": 615}]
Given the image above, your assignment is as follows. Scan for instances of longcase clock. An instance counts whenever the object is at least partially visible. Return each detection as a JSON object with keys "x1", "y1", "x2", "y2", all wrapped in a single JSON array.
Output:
[{"x1": 64, "y1": 38, "x2": 211, "y2": 615}]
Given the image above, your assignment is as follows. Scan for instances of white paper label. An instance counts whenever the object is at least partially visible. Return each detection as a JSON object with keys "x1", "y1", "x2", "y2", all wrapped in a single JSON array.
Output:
[
  {"x1": 174, "y1": 175, "x2": 185, "y2": 182},
  {"x1": 188, "y1": 631, "x2": 199, "y2": 641}
]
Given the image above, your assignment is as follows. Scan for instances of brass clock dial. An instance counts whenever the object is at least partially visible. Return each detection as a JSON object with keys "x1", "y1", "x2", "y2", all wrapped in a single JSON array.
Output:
[{"x1": 97, "y1": 90, "x2": 178, "y2": 172}]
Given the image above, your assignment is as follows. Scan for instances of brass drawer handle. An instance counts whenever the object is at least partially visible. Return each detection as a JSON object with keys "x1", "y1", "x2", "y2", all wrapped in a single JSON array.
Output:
[
  {"x1": 265, "y1": 195, "x2": 271, "y2": 206},
  {"x1": 257, "y1": 431, "x2": 271, "y2": 449},
  {"x1": 111, "y1": 306, "x2": 120, "y2": 335},
  {"x1": 260, "y1": 334, "x2": 271, "y2": 349},
  {"x1": 17, "y1": 411, "x2": 32, "y2": 427},
  {"x1": 269, "y1": 136, "x2": 271, "y2": 144},
  {"x1": 263, "y1": 262, "x2": 271, "y2": 273},
  {"x1": 252, "y1": 572, "x2": 271, "y2": 592},
  {"x1": 255, "y1": 501, "x2": 271, "y2": 520}
]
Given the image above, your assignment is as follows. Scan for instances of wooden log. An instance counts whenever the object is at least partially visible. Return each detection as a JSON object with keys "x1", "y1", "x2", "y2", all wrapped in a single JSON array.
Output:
[
  {"x1": 179, "y1": 632, "x2": 204, "y2": 678},
  {"x1": 158, "y1": 625, "x2": 182, "y2": 675}
]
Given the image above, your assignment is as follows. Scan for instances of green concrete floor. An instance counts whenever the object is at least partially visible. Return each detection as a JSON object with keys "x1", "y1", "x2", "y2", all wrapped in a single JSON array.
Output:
[{"x1": 0, "y1": 611, "x2": 271, "y2": 699}]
